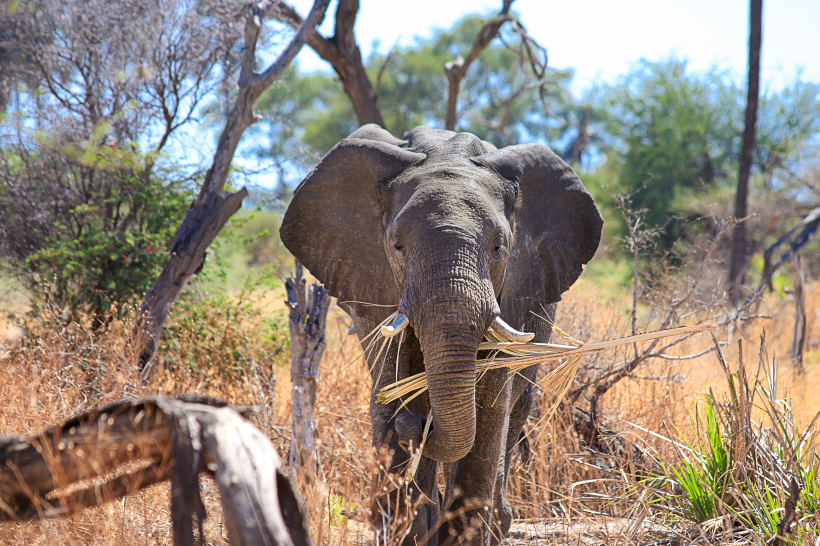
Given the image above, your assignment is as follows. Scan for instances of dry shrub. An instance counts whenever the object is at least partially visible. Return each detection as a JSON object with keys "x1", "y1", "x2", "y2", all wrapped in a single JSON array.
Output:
[
  {"x1": 502, "y1": 274, "x2": 820, "y2": 544},
  {"x1": 0, "y1": 270, "x2": 818, "y2": 545}
]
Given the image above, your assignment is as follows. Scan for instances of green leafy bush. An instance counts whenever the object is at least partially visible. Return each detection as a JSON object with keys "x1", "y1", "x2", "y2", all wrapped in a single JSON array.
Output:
[
  {"x1": 157, "y1": 266, "x2": 289, "y2": 383},
  {"x1": 0, "y1": 135, "x2": 192, "y2": 329}
]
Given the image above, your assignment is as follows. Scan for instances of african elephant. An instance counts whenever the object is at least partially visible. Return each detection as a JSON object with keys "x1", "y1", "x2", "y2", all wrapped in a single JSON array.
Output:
[{"x1": 280, "y1": 124, "x2": 603, "y2": 546}]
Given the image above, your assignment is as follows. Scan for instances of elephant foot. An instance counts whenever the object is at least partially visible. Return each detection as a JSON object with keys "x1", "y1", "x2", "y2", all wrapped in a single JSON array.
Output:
[
  {"x1": 370, "y1": 441, "x2": 440, "y2": 546},
  {"x1": 489, "y1": 498, "x2": 512, "y2": 546},
  {"x1": 438, "y1": 497, "x2": 494, "y2": 546},
  {"x1": 371, "y1": 482, "x2": 439, "y2": 546}
]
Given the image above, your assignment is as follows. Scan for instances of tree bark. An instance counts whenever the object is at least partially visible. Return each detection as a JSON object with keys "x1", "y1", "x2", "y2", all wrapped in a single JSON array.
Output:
[
  {"x1": 788, "y1": 253, "x2": 806, "y2": 369},
  {"x1": 286, "y1": 261, "x2": 330, "y2": 482},
  {"x1": 728, "y1": 0, "x2": 762, "y2": 307},
  {"x1": 444, "y1": 0, "x2": 514, "y2": 130},
  {"x1": 272, "y1": 0, "x2": 386, "y2": 127},
  {"x1": 132, "y1": 0, "x2": 331, "y2": 374}
]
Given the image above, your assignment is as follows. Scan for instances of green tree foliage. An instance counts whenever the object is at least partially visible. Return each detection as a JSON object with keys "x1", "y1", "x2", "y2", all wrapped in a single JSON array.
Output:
[
  {"x1": 0, "y1": 134, "x2": 192, "y2": 328},
  {"x1": 603, "y1": 60, "x2": 741, "y2": 239},
  {"x1": 601, "y1": 59, "x2": 820, "y2": 243},
  {"x1": 0, "y1": 0, "x2": 244, "y2": 327},
  {"x1": 754, "y1": 78, "x2": 820, "y2": 191}
]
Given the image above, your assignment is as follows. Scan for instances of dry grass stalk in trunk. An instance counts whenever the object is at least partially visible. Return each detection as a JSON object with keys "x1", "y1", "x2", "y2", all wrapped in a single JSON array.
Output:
[{"x1": 376, "y1": 324, "x2": 716, "y2": 407}]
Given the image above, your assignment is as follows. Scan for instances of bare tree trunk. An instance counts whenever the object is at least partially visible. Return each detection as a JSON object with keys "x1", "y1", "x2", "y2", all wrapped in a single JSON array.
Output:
[
  {"x1": 286, "y1": 261, "x2": 330, "y2": 482},
  {"x1": 729, "y1": 0, "x2": 762, "y2": 307},
  {"x1": 272, "y1": 0, "x2": 386, "y2": 127},
  {"x1": 788, "y1": 253, "x2": 806, "y2": 369},
  {"x1": 132, "y1": 0, "x2": 331, "y2": 374},
  {"x1": 444, "y1": 1, "x2": 514, "y2": 130},
  {"x1": 570, "y1": 107, "x2": 591, "y2": 166}
]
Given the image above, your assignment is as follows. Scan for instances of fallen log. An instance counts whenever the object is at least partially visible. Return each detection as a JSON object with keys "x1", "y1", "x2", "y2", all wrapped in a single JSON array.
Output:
[{"x1": 0, "y1": 396, "x2": 311, "y2": 546}]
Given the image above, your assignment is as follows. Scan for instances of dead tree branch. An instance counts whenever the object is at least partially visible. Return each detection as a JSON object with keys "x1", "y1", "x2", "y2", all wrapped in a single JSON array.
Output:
[
  {"x1": 566, "y1": 212, "x2": 759, "y2": 439},
  {"x1": 132, "y1": 0, "x2": 331, "y2": 374},
  {"x1": 375, "y1": 42, "x2": 399, "y2": 102},
  {"x1": 0, "y1": 396, "x2": 312, "y2": 546},
  {"x1": 787, "y1": 253, "x2": 807, "y2": 369},
  {"x1": 444, "y1": 0, "x2": 515, "y2": 130},
  {"x1": 271, "y1": 0, "x2": 386, "y2": 127}
]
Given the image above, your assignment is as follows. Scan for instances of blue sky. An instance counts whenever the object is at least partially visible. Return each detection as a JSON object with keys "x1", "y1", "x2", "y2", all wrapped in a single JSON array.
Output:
[
  {"x1": 288, "y1": 0, "x2": 819, "y2": 94},
  {"x1": 218, "y1": 0, "x2": 819, "y2": 190}
]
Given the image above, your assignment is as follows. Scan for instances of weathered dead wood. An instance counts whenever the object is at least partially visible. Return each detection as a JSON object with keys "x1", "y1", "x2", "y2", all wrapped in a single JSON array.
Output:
[
  {"x1": 285, "y1": 261, "x2": 330, "y2": 481},
  {"x1": 132, "y1": 0, "x2": 331, "y2": 375},
  {"x1": 0, "y1": 398, "x2": 171, "y2": 520},
  {"x1": 444, "y1": 0, "x2": 514, "y2": 130},
  {"x1": 788, "y1": 253, "x2": 807, "y2": 369},
  {"x1": 271, "y1": 0, "x2": 386, "y2": 127},
  {"x1": 0, "y1": 396, "x2": 313, "y2": 546}
]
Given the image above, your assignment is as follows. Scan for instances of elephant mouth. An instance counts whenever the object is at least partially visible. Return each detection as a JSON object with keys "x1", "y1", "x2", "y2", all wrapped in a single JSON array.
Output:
[{"x1": 381, "y1": 312, "x2": 533, "y2": 343}]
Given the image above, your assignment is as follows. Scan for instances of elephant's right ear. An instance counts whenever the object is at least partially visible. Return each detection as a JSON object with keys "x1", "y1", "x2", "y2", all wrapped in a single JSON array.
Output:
[{"x1": 280, "y1": 138, "x2": 425, "y2": 308}]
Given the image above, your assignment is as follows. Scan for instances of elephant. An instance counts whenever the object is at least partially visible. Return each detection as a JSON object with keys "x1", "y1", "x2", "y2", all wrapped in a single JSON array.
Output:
[{"x1": 280, "y1": 124, "x2": 603, "y2": 546}]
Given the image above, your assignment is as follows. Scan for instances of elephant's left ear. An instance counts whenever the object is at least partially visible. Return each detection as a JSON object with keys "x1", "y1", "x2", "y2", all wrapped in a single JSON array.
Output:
[{"x1": 472, "y1": 144, "x2": 603, "y2": 316}]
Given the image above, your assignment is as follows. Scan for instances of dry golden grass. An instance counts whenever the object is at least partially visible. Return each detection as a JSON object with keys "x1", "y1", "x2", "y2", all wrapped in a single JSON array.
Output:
[{"x1": 0, "y1": 277, "x2": 817, "y2": 545}]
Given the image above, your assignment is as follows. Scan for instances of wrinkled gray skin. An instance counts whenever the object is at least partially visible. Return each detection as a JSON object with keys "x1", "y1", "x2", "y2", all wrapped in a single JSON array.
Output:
[{"x1": 280, "y1": 125, "x2": 603, "y2": 546}]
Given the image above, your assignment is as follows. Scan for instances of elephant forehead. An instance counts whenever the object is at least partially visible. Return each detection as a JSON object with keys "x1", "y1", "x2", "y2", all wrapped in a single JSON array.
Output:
[
  {"x1": 391, "y1": 180, "x2": 504, "y2": 233},
  {"x1": 402, "y1": 157, "x2": 487, "y2": 183},
  {"x1": 388, "y1": 160, "x2": 504, "y2": 206}
]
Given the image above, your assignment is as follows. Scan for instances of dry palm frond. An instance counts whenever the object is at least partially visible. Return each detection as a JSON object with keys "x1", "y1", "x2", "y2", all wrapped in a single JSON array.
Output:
[
  {"x1": 376, "y1": 324, "x2": 716, "y2": 406},
  {"x1": 406, "y1": 410, "x2": 433, "y2": 484}
]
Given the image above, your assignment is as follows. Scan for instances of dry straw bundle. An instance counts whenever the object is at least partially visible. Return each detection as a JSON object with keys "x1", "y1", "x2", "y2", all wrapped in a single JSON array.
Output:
[
  {"x1": 364, "y1": 313, "x2": 715, "y2": 413},
  {"x1": 355, "y1": 313, "x2": 714, "y2": 482}
]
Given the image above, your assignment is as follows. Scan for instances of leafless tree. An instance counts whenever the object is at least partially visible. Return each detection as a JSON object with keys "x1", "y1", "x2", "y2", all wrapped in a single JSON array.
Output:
[
  {"x1": 272, "y1": 0, "x2": 549, "y2": 134},
  {"x1": 729, "y1": 0, "x2": 763, "y2": 306},
  {"x1": 0, "y1": 0, "x2": 249, "y2": 327},
  {"x1": 271, "y1": 0, "x2": 386, "y2": 127},
  {"x1": 285, "y1": 262, "x2": 330, "y2": 482},
  {"x1": 443, "y1": 0, "x2": 548, "y2": 132},
  {"x1": 2, "y1": 0, "x2": 247, "y2": 150}
]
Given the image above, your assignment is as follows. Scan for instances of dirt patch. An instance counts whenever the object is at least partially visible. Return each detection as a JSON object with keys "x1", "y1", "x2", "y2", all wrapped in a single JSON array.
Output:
[{"x1": 507, "y1": 519, "x2": 673, "y2": 546}]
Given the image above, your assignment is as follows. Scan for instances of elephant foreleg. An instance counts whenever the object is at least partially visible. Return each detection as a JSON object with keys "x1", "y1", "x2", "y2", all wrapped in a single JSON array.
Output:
[
  {"x1": 439, "y1": 368, "x2": 512, "y2": 546},
  {"x1": 491, "y1": 377, "x2": 534, "y2": 545},
  {"x1": 358, "y1": 317, "x2": 440, "y2": 546}
]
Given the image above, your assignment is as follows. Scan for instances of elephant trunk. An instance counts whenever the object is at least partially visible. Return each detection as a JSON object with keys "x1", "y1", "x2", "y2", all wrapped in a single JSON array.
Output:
[
  {"x1": 400, "y1": 244, "x2": 498, "y2": 463},
  {"x1": 417, "y1": 321, "x2": 482, "y2": 463}
]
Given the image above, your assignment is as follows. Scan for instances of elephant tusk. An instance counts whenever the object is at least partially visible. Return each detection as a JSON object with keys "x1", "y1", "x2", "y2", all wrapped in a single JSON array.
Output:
[
  {"x1": 490, "y1": 316, "x2": 534, "y2": 343},
  {"x1": 381, "y1": 313, "x2": 409, "y2": 338}
]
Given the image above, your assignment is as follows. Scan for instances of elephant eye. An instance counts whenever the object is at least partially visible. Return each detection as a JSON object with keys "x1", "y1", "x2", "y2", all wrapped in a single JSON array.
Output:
[
  {"x1": 393, "y1": 236, "x2": 406, "y2": 257},
  {"x1": 491, "y1": 234, "x2": 505, "y2": 261}
]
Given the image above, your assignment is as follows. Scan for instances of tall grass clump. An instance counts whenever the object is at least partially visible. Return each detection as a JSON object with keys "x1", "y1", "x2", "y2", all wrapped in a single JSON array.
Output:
[{"x1": 648, "y1": 335, "x2": 820, "y2": 544}]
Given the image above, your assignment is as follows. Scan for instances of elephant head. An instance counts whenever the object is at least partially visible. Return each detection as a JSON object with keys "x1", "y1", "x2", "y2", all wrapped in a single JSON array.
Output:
[{"x1": 280, "y1": 124, "x2": 603, "y2": 463}]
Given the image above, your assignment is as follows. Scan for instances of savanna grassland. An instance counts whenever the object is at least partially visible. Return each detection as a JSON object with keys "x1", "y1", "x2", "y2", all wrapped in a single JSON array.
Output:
[{"x1": 0, "y1": 265, "x2": 817, "y2": 545}]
